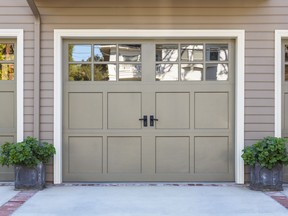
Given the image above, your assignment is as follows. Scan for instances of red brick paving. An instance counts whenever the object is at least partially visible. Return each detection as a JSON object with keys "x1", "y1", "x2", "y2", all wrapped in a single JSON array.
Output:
[
  {"x1": 270, "y1": 195, "x2": 288, "y2": 208},
  {"x1": 0, "y1": 190, "x2": 38, "y2": 216}
]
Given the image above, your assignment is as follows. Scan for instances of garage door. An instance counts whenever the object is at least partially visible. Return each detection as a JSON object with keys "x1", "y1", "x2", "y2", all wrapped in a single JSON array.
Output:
[
  {"x1": 283, "y1": 41, "x2": 288, "y2": 182},
  {"x1": 0, "y1": 41, "x2": 16, "y2": 181},
  {"x1": 63, "y1": 40, "x2": 235, "y2": 182}
]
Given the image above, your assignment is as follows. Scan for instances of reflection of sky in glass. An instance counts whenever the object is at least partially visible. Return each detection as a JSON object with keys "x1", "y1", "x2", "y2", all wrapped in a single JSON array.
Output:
[{"x1": 70, "y1": 45, "x2": 91, "y2": 62}]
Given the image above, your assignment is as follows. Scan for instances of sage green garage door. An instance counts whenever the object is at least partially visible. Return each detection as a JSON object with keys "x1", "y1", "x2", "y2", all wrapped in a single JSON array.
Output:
[
  {"x1": 283, "y1": 42, "x2": 288, "y2": 182},
  {"x1": 0, "y1": 41, "x2": 16, "y2": 181},
  {"x1": 63, "y1": 40, "x2": 235, "y2": 182}
]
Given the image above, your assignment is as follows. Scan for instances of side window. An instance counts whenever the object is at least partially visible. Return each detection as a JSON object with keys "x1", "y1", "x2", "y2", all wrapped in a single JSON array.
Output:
[
  {"x1": 68, "y1": 43, "x2": 142, "y2": 81},
  {"x1": 0, "y1": 43, "x2": 15, "y2": 80},
  {"x1": 155, "y1": 43, "x2": 229, "y2": 81}
]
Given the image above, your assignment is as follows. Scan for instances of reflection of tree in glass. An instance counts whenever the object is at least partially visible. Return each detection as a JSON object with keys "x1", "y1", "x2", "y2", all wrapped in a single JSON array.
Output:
[
  {"x1": 69, "y1": 64, "x2": 91, "y2": 81},
  {"x1": 0, "y1": 44, "x2": 14, "y2": 80},
  {"x1": 94, "y1": 64, "x2": 109, "y2": 81}
]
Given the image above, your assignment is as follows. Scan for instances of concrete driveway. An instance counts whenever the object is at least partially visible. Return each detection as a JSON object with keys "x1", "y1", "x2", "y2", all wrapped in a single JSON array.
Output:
[{"x1": 0, "y1": 184, "x2": 287, "y2": 216}]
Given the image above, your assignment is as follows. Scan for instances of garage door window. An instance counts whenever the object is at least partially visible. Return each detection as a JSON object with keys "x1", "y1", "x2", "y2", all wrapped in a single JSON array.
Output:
[
  {"x1": 0, "y1": 43, "x2": 15, "y2": 80},
  {"x1": 156, "y1": 43, "x2": 229, "y2": 81},
  {"x1": 68, "y1": 44, "x2": 142, "y2": 81}
]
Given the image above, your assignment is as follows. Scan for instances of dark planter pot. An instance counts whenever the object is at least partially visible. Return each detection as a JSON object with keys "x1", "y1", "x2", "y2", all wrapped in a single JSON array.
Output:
[
  {"x1": 14, "y1": 162, "x2": 46, "y2": 190},
  {"x1": 249, "y1": 163, "x2": 283, "y2": 191}
]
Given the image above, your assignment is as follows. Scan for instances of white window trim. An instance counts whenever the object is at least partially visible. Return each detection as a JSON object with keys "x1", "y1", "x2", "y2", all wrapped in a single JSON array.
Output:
[
  {"x1": 275, "y1": 30, "x2": 288, "y2": 137},
  {"x1": 0, "y1": 29, "x2": 24, "y2": 142},
  {"x1": 54, "y1": 29, "x2": 245, "y2": 184}
]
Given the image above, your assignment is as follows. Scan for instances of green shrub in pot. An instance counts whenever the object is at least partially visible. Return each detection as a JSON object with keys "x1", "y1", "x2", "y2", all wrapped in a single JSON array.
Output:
[
  {"x1": 0, "y1": 136, "x2": 56, "y2": 190},
  {"x1": 241, "y1": 136, "x2": 288, "y2": 191}
]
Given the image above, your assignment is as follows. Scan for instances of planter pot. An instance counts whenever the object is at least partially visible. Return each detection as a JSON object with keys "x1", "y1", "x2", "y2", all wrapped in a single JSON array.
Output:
[
  {"x1": 249, "y1": 163, "x2": 283, "y2": 191},
  {"x1": 14, "y1": 162, "x2": 45, "y2": 190}
]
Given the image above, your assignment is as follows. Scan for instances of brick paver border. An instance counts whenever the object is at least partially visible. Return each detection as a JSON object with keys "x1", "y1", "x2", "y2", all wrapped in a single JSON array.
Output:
[
  {"x1": 0, "y1": 190, "x2": 38, "y2": 216},
  {"x1": 265, "y1": 191, "x2": 288, "y2": 209}
]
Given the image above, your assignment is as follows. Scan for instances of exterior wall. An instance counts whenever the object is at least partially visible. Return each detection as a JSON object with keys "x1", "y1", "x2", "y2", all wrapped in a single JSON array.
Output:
[
  {"x1": 0, "y1": 0, "x2": 34, "y2": 138},
  {"x1": 2, "y1": 0, "x2": 287, "y2": 182}
]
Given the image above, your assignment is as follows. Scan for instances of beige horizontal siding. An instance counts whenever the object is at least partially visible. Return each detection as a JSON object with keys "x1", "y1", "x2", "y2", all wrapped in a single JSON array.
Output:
[{"x1": 0, "y1": 0, "x2": 34, "y2": 139}]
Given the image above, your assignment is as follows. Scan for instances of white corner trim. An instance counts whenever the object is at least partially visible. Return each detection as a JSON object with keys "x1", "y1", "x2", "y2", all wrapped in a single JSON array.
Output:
[
  {"x1": 0, "y1": 29, "x2": 24, "y2": 142},
  {"x1": 275, "y1": 30, "x2": 288, "y2": 137},
  {"x1": 54, "y1": 29, "x2": 245, "y2": 184}
]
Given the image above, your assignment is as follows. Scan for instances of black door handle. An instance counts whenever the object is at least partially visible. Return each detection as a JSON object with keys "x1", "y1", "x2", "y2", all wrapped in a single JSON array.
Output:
[
  {"x1": 139, "y1": 115, "x2": 147, "y2": 127},
  {"x1": 150, "y1": 115, "x2": 158, "y2": 127}
]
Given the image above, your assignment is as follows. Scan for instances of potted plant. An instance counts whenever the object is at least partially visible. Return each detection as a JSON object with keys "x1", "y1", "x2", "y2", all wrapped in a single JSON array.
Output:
[
  {"x1": 241, "y1": 136, "x2": 288, "y2": 191},
  {"x1": 0, "y1": 137, "x2": 56, "y2": 190}
]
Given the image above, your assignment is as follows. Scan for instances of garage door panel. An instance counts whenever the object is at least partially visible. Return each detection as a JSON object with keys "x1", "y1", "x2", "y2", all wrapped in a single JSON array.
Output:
[
  {"x1": 68, "y1": 136, "x2": 103, "y2": 174},
  {"x1": 194, "y1": 136, "x2": 229, "y2": 174},
  {"x1": 156, "y1": 137, "x2": 190, "y2": 173},
  {"x1": 68, "y1": 93, "x2": 103, "y2": 129},
  {"x1": 195, "y1": 92, "x2": 229, "y2": 129},
  {"x1": 108, "y1": 93, "x2": 141, "y2": 129},
  {"x1": 0, "y1": 92, "x2": 14, "y2": 128},
  {"x1": 107, "y1": 137, "x2": 141, "y2": 173},
  {"x1": 156, "y1": 93, "x2": 190, "y2": 129}
]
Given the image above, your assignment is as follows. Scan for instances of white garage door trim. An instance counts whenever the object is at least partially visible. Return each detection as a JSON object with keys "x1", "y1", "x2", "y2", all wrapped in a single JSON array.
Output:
[
  {"x1": 54, "y1": 29, "x2": 245, "y2": 184},
  {"x1": 0, "y1": 29, "x2": 24, "y2": 142},
  {"x1": 275, "y1": 30, "x2": 288, "y2": 137}
]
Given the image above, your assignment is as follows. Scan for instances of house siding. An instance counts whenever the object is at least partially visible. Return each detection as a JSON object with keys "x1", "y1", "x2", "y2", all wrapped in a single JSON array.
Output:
[
  {"x1": 1, "y1": 0, "x2": 288, "y2": 182},
  {"x1": 0, "y1": 1, "x2": 34, "y2": 138}
]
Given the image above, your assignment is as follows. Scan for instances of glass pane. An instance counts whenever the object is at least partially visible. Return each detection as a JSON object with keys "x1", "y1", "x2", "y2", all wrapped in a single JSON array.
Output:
[
  {"x1": 206, "y1": 63, "x2": 228, "y2": 81},
  {"x1": 94, "y1": 64, "x2": 116, "y2": 81},
  {"x1": 119, "y1": 44, "x2": 141, "y2": 62},
  {"x1": 285, "y1": 45, "x2": 288, "y2": 62},
  {"x1": 94, "y1": 44, "x2": 116, "y2": 62},
  {"x1": 0, "y1": 44, "x2": 14, "y2": 61},
  {"x1": 181, "y1": 45, "x2": 203, "y2": 61},
  {"x1": 156, "y1": 44, "x2": 178, "y2": 62},
  {"x1": 206, "y1": 44, "x2": 228, "y2": 61},
  {"x1": 181, "y1": 64, "x2": 203, "y2": 81},
  {"x1": 285, "y1": 65, "x2": 288, "y2": 81},
  {"x1": 0, "y1": 64, "x2": 14, "y2": 80},
  {"x1": 156, "y1": 64, "x2": 178, "y2": 81},
  {"x1": 69, "y1": 64, "x2": 91, "y2": 81},
  {"x1": 69, "y1": 45, "x2": 91, "y2": 62},
  {"x1": 119, "y1": 64, "x2": 141, "y2": 81}
]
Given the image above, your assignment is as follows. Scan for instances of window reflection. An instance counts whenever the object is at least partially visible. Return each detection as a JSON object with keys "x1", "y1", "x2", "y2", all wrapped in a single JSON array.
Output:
[
  {"x1": 206, "y1": 44, "x2": 228, "y2": 61},
  {"x1": 69, "y1": 45, "x2": 91, "y2": 62},
  {"x1": 69, "y1": 64, "x2": 91, "y2": 81},
  {"x1": 94, "y1": 64, "x2": 116, "y2": 81},
  {"x1": 0, "y1": 64, "x2": 14, "y2": 80},
  {"x1": 119, "y1": 44, "x2": 141, "y2": 62},
  {"x1": 156, "y1": 64, "x2": 178, "y2": 81},
  {"x1": 0, "y1": 44, "x2": 14, "y2": 61},
  {"x1": 119, "y1": 64, "x2": 141, "y2": 81},
  {"x1": 206, "y1": 64, "x2": 228, "y2": 81},
  {"x1": 181, "y1": 64, "x2": 203, "y2": 81},
  {"x1": 181, "y1": 45, "x2": 203, "y2": 61},
  {"x1": 94, "y1": 44, "x2": 116, "y2": 62},
  {"x1": 156, "y1": 44, "x2": 178, "y2": 62}
]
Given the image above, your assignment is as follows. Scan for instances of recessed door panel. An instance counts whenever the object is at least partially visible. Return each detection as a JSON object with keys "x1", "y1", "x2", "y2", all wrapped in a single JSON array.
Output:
[
  {"x1": 156, "y1": 137, "x2": 190, "y2": 173},
  {"x1": 194, "y1": 137, "x2": 229, "y2": 174},
  {"x1": 69, "y1": 93, "x2": 103, "y2": 129},
  {"x1": 108, "y1": 93, "x2": 141, "y2": 129},
  {"x1": 195, "y1": 92, "x2": 229, "y2": 129},
  {"x1": 156, "y1": 93, "x2": 190, "y2": 129},
  {"x1": 0, "y1": 92, "x2": 14, "y2": 128},
  {"x1": 68, "y1": 136, "x2": 103, "y2": 174},
  {"x1": 107, "y1": 137, "x2": 142, "y2": 173}
]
